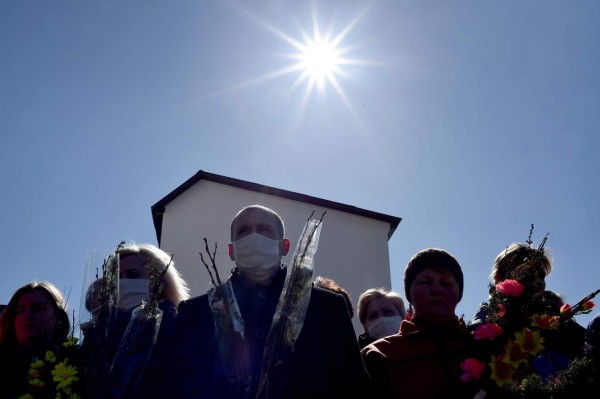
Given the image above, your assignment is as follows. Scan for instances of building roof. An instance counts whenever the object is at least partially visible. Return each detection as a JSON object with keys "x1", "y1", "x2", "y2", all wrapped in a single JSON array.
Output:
[{"x1": 151, "y1": 170, "x2": 402, "y2": 245}]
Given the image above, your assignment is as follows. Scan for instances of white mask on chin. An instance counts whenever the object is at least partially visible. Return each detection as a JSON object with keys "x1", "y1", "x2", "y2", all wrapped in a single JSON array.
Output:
[
  {"x1": 366, "y1": 315, "x2": 403, "y2": 339},
  {"x1": 233, "y1": 233, "x2": 282, "y2": 282},
  {"x1": 118, "y1": 279, "x2": 150, "y2": 312}
]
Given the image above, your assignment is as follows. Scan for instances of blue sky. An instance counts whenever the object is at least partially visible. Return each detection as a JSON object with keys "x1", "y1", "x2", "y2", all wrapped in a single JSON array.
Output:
[{"x1": 1, "y1": 1, "x2": 599, "y2": 329}]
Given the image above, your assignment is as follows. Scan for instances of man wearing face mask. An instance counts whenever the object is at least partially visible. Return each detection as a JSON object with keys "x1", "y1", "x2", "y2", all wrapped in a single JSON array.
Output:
[{"x1": 168, "y1": 205, "x2": 370, "y2": 399}]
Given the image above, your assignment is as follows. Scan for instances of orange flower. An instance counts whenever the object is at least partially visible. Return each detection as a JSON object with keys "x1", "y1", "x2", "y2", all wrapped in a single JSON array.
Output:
[
  {"x1": 531, "y1": 314, "x2": 559, "y2": 330},
  {"x1": 560, "y1": 304, "x2": 573, "y2": 318}
]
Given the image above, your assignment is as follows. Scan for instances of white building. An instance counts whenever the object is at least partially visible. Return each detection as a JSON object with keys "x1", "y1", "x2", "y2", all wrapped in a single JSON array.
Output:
[{"x1": 151, "y1": 170, "x2": 401, "y2": 333}]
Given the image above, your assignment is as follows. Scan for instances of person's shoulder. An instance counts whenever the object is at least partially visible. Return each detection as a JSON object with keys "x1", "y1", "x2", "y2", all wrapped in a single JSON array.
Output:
[
  {"x1": 177, "y1": 292, "x2": 210, "y2": 314},
  {"x1": 311, "y1": 285, "x2": 339, "y2": 299},
  {"x1": 310, "y1": 285, "x2": 347, "y2": 307},
  {"x1": 361, "y1": 333, "x2": 405, "y2": 357},
  {"x1": 588, "y1": 313, "x2": 600, "y2": 330}
]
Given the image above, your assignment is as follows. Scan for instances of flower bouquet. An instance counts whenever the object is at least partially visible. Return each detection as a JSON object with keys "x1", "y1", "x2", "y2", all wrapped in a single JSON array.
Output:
[
  {"x1": 19, "y1": 336, "x2": 83, "y2": 399},
  {"x1": 461, "y1": 265, "x2": 598, "y2": 398}
]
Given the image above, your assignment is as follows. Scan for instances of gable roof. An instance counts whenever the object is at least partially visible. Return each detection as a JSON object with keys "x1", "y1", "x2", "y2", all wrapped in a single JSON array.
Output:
[{"x1": 151, "y1": 170, "x2": 401, "y2": 245}]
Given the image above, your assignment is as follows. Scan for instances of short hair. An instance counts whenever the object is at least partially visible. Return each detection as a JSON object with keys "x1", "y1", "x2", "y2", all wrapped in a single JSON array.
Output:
[
  {"x1": 314, "y1": 276, "x2": 354, "y2": 318},
  {"x1": 404, "y1": 248, "x2": 464, "y2": 303},
  {"x1": 230, "y1": 205, "x2": 285, "y2": 241},
  {"x1": 84, "y1": 278, "x2": 104, "y2": 312},
  {"x1": 108, "y1": 242, "x2": 191, "y2": 307},
  {"x1": 0, "y1": 281, "x2": 70, "y2": 346},
  {"x1": 357, "y1": 288, "x2": 406, "y2": 326},
  {"x1": 491, "y1": 242, "x2": 553, "y2": 283}
]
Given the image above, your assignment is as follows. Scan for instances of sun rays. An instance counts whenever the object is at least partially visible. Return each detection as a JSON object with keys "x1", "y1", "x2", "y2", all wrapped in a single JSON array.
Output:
[{"x1": 206, "y1": 2, "x2": 377, "y2": 114}]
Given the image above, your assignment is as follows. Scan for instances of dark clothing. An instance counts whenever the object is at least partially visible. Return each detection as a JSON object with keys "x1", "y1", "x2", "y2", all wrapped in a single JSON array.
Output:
[
  {"x1": 80, "y1": 300, "x2": 177, "y2": 399},
  {"x1": 362, "y1": 317, "x2": 475, "y2": 399},
  {"x1": 167, "y1": 269, "x2": 369, "y2": 399},
  {"x1": 0, "y1": 344, "x2": 50, "y2": 398},
  {"x1": 358, "y1": 331, "x2": 377, "y2": 350},
  {"x1": 586, "y1": 313, "x2": 600, "y2": 358}
]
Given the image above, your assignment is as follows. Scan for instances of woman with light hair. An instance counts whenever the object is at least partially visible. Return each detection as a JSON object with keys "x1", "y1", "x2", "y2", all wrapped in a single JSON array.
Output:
[
  {"x1": 81, "y1": 241, "x2": 190, "y2": 399},
  {"x1": 111, "y1": 242, "x2": 190, "y2": 308},
  {"x1": 357, "y1": 287, "x2": 406, "y2": 349},
  {"x1": 471, "y1": 241, "x2": 553, "y2": 329}
]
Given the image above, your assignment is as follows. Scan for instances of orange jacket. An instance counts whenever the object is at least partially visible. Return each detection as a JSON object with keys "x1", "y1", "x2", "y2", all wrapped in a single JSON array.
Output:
[{"x1": 362, "y1": 317, "x2": 475, "y2": 399}]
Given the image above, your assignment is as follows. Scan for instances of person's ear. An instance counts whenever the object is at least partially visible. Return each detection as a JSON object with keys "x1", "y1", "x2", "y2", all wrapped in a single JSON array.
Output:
[
  {"x1": 282, "y1": 238, "x2": 290, "y2": 256},
  {"x1": 228, "y1": 243, "x2": 235, "y2": 261}
]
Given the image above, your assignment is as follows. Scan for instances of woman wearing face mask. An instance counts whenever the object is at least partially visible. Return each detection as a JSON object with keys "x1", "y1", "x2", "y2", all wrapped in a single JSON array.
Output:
[
  {"x1": 0, "y1": 281, "x2": 74, "y2": 398},
  {"x1": 357, "y1": 288, "x2": 406, "y2": 349},
  {"x1": 80, "y1": 242, "x2": 190, "y2": 399}
]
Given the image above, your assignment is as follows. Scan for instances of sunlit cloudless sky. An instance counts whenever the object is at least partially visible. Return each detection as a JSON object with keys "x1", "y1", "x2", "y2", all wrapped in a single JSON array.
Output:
[{"x1": 1, "y1": 1, "x2": 599, "y2": 328}]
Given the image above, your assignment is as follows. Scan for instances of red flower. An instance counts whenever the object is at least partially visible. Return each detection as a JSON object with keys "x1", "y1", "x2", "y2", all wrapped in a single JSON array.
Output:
[
  {"x1": 495, "y1": 279, "x2": 525, "y2": 297},
  {"x1": 474, "y1": 323, "x2": 503, "y2": 340},
  {"x1": 460, "y1": 358, "x2": 486, "y2": 382}
]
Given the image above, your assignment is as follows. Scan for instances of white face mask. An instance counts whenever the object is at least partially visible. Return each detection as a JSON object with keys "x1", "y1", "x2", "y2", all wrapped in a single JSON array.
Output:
[
  {"x1": 366, "y1": 315, "x2": 403, "y2": 339},
  {"x1": 118, "y1": 279, "x2": 150, "y2": 312},
  {"x1": 232, "y1": 233, "x2": 282, "y2": 282}
]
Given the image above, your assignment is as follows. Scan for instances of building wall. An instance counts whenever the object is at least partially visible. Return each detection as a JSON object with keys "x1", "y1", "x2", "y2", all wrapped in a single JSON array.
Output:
[{"x1": 159, "y1": 179, "x2": 394, "y2": 333}]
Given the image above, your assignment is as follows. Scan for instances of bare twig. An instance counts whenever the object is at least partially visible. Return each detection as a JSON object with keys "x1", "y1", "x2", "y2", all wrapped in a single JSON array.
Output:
[
  {"x1": 199, "y1": 237, "x2": 222, "y2": 287},
  {"x1": 526, "y1": 224, "x2": 534, "y2": 246}
]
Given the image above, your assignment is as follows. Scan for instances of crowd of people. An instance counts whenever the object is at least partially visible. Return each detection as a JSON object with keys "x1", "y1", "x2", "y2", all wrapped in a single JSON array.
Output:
[{"x1": 0, "y1": 204, "x2": 598, "y2": 398}]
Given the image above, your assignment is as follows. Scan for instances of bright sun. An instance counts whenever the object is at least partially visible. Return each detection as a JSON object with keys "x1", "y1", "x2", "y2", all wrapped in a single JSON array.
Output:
[
  {"x1": 211, "y1": 4, "x2": 376, "y2": 112},
  {"x1": 300, "y1": 39, "x2": 341, "y2": 83}
]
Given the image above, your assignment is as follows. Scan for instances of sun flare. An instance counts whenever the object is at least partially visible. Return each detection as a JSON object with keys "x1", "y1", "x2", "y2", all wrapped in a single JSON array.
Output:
[
  {"x1": 300, "y1": 39, "x2": 341, "y2": 83},
  {"x1": 206, "y1": 4, "x2": 377, "y2": 113}
]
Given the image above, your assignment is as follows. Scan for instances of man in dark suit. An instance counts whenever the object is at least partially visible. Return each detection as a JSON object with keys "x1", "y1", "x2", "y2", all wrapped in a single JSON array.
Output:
[{"x1": 167, "y1": 205, "x2": 369, "y2": 398}]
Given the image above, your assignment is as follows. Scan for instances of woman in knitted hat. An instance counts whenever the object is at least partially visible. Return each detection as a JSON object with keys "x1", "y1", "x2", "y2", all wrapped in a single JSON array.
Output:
[{"x1": 361, "y1": 248, "x2": 476, "y2": 399}]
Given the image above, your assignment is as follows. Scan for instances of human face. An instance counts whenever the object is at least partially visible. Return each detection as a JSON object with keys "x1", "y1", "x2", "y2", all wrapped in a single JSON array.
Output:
[
  {"x1": 229, "y1": 209, "x2": 289, "y2": 260},
  {"x1": 364, "y1": 297, "x2": 402, "y2": 331},
  {"x1": 232, "y1": 209, "x2": 282, "y2": 241},
  {"x1": 14, "y1": 289, "x2": 59, "y2": 345},
  {"x1": 119, "y1": 253, "x2": 149, "y2": 279},
  {"x1": 409, "y1": 267, "x2": 460, "y2": 324}
]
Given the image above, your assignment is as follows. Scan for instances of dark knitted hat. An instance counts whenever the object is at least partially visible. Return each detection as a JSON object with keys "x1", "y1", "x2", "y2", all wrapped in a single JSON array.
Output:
[{"x1": 404, "y1": 248, "x2": 464, "y2": 303}]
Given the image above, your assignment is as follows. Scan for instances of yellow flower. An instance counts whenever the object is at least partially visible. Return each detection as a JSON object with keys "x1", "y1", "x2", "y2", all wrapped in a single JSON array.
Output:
[
  {"x1": 514, "y1": 328, "x2": 544, "y2": 356},
  {"x1": 31, "y1": 359, "x2": 45, "y2": 369},
  {"x1": 51, "y1": 361, "x2": 79, "y2": 390},
  {"x1": 29, "y1": 377, "x2": 45, "y2": 388},
  {"x1": 46, "y1": 350, "x2": 57, "y2": 363},
  {"x1": 505, "y1": 339, "x2": 528, "y2": 368},
  {"x1": 490, "y1": 354, "x2": 514, "y2": 387},
  {"x1": 62, "y1": 336, "x2": 79, "y2": 348}
]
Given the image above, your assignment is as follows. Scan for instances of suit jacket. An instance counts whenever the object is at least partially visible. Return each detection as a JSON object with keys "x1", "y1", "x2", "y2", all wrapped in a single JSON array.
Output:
[{"x1": 166, "y1": 269, "x2": 369, "y2": 399}]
